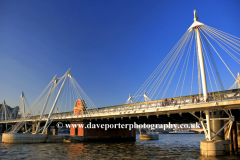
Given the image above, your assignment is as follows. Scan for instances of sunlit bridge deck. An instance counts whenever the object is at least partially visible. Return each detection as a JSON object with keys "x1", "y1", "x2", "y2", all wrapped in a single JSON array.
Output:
[{"x1": 2, "y1": 89, "x2": 239, "y2": 123}]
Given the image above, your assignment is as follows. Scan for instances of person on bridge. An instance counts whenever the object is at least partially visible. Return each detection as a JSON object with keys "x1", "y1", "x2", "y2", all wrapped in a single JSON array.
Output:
[
  {"x1": 196, "y1": 96, "x2": 200, "y2": 103},
  {"x1": 174, "y1": 100, "x2": 178, "y2": 105},
  {"x1": 164, "y1": 98, "x2": 168, "y2": 106},
  {"x1": 208, "y1": 93, "x2": 212, "y2": 101},
  {"x1": 171, "y1": 98, "x2": 174, "y2": 105}
]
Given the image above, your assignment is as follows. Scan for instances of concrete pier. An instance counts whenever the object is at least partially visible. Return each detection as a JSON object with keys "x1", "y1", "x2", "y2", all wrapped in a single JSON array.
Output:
[
  {"x1": 200, "y1": 111, "x2": 230, "y2": 156},
  {"x1": 1, "y1": 133, "x2": 85, "y2": 143},
  {"x1": 2, "y1": 133, "x2": 47, "y2": 144},
  {"x1": 200, "y1": 140, "x2": 230, "y2": 156}
]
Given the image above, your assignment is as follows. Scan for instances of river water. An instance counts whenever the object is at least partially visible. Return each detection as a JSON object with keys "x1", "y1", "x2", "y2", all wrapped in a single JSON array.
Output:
[{"x1": 0, "y1": 134, "x2": 239, "y2": 160}]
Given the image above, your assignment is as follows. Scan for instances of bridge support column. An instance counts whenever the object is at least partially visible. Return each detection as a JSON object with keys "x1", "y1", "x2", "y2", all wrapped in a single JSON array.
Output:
[
  {"x1": 32, "y1": 123, "x2": 36, "y2": 133},
  {"x1": 224, "y1": 119, "x2": 239, "y2": 155},
  {"x1": 45, "y1": 127, "x2": 51, "y2": 135},
  {"x1": 210, "y1": 111, "x2": 224, "y2": 140},
  {"x1": 70, "y1": 121, "x2": 84, "y2": 136},
  {"x1": 22, "y1": 125, "x2": 27, "y2": 133},
  {"x1": 224, "y1": 120, "x2": 231, "y2": 154},
  {"x1": 233, "y1": 121, "x2": 238, "y2": 155},
  {"x1": 205, "y1": 110, "x2": 211, "y2": 140},
  {"x1": 0, "y1": 125, "x2": 3, "y2": 133},
  {"x1": 200, "y1": 139, "x2": 230, "y2": 156},
  {"x1": 53, "y1": 126, "x2": 58, "y2": 135},
  {"x1": 200, "y1": 111, "x2": 230, "y2": 156},
  {"x1": 224, "y1": 119, "x2": 234, "y2": 155},
  {"x1": 237, "y1": 121, "x2": 240, "y2": 154}
]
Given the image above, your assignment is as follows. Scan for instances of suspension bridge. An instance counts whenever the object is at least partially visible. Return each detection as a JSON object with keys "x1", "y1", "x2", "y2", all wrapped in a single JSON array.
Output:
[{"x1": 1, "y1": 10, "x2": 240, "y2": 157}]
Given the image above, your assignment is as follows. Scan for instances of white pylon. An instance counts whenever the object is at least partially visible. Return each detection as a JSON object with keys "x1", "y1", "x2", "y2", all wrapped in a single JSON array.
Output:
[
  {"x1": 144, "y1": 92, "x2": 151, "y2": 102},
  {"x1": 126, "y1": 94, "x2": 134, "y2": 104},
  {"x1": 188, "y1": 9, "x2": 208, "y2": 101},
  {"x1": 20, "y1": 91, "x2": 27, "y2": 132},
  {"x1": 2, "y1": 100, "x2": 8, "y2": 130},
  {"x1": 20, "y1": 92, "x2": 26, "y2": 119},
  {"x1": 189, "y1": 10, "x2": 211, "y2": 141},
  {"x1": 3, "y1": 100, "x2": 7, "y2": 121}
]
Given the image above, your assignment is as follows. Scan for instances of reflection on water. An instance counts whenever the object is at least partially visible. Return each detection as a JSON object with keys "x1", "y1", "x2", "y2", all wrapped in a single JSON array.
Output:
[{"x1": 0, "y1": 134, "x2": 240, "y2": 159}]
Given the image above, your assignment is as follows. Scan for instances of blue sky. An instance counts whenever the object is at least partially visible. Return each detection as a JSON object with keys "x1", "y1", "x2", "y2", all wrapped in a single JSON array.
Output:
[{"x1": 0, "y1": 0, "x2": 240, "y2": 108}]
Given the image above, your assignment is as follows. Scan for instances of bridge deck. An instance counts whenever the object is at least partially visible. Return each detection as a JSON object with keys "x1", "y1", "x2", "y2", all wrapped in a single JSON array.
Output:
[{"x1": 2, "y1": 96, "x2": 240, "y2": 124}]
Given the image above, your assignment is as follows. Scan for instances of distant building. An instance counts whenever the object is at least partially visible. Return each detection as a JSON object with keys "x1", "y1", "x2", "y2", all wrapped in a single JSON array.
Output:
[{"x1": 0, "y1": 100, "x2": 19, "y2": 120}]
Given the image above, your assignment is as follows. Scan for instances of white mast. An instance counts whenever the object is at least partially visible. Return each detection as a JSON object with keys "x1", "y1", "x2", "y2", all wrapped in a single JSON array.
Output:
[
  {"x1": 144, "y1": 91, "x2": 151, "y2": 102},
  {"x1": 21, "y1": 91, "x2": 27, "y2": 132},
  {"x1": 3, "y1": 100, "x2": 7, "y2": 130},
  {"x1": 126, "y1": 94, "x2": 134, "y2": 104},
  {"x1": 189, "y1": 10, "x2": 211, "y2": 140},
  {"x1": 188, "y1": 10, "x2": 208, "y2": 100},
  {"x1": 3, "y1": 100, "x2": 7, "y2": 121}
]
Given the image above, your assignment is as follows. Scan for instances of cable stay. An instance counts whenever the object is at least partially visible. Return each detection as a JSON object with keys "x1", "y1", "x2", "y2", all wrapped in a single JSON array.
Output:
[{"x1": 201, "y1": 30, "x2": 224, "y2": 91}]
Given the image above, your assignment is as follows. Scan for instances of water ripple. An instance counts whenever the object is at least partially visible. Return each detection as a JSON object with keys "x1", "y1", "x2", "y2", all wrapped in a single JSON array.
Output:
[{"x1": 1, "y1": 134, "x2": 240, "y2": 159}]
